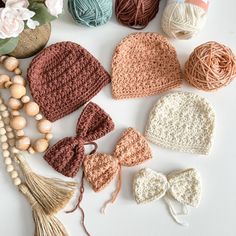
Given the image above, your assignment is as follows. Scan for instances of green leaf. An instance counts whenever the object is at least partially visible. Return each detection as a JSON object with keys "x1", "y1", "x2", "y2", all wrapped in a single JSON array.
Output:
[
  {"x1": 29, "y1": 2, "x2": 56, "y2": 25},
  {"x1": 0, "y1": 37, "x2": 19, "y2": 55}
]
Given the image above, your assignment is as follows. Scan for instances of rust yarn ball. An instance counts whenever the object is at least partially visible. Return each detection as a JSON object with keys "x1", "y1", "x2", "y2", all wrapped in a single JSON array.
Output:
[
  {"x1": 115, "y1": 0, "x2": 160, "y2": 30},
  {"x1": 185, "y1": 41, "x2": 236, "y2": 91}
]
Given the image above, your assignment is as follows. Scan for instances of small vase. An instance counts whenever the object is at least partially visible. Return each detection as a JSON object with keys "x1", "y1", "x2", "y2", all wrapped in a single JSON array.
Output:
[{"x1": 9, "y1": 23, "x2": 51, "y2": 59}]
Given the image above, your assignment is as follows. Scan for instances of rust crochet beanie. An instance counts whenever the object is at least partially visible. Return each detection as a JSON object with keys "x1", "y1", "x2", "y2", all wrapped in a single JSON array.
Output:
[
  {"x1": 111, "y1": 33, "x2": 182, "y2": 99},
  {"x1": 27, "y1": 41, "x2": 110, "y2": 122}
]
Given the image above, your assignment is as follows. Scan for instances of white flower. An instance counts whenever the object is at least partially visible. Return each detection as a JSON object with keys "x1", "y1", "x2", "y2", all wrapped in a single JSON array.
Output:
[
  {"x1": 0, "y1": 8, "x2": 25, "y2": 39},
  {"x1": 26, "y1": 18, "x2": 39, "y2": 29},
  {"x1": 45, "y1": 0, "x2": 63, "y2": 17},
  {"x1": 4, "y1": 0, "x2": 29, "y2": 8},
  {"x1": 0, "y1": 0, "x2": 39, "y2": 39}
]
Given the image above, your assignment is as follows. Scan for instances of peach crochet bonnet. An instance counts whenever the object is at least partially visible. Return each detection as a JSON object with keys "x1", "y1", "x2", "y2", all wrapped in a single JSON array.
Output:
[{"x1": 111, "y1": 33, "x2": 181, "y2": 99}]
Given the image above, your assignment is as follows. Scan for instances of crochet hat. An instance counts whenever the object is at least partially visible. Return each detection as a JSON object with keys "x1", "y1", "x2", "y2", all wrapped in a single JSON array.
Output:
[
  {"x1": 27, "y1": 41, "x2": 110, "y2": 122},
  {"x1": 111, "y1": 33, "x2": 181, "y2": 99},
  {"x1": 145, "y1": 92, "x2": 215, "y2": 155}
]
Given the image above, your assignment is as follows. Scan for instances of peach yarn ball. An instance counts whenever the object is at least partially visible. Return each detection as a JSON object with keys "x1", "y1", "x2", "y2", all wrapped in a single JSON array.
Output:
[{"x1": 184, "y1": 41, "x2": 236, "y2": 91}]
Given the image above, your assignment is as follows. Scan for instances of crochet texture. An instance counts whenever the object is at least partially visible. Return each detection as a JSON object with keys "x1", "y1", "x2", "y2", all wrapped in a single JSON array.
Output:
[
  {"x1": 27, "y1": 41, "x2": 111, "y2": 122},
  {"x1": 111, "y1": 32, "x2": 181, "y2": 99},
  {"x1": 145, "y1": 92, "x2": 215, "y2": 155},
  {"x1": 84, "y1": 128, "x2": 152, "y2": 192},
  {"x1": 44, "y1": 102, "x2": 115, "y2": 177},
  {"x1": 133, "y1": 168, "x2": 201, "y2": 208}
]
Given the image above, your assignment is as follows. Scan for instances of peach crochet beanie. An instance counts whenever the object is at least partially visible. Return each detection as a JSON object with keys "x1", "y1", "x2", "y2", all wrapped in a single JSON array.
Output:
[
  {"x1": 145, "y1": 92, "x2": 215, "y2": 155},
  {"x1": 111, "y1": 33, "x2": 181, "y2": 99}
]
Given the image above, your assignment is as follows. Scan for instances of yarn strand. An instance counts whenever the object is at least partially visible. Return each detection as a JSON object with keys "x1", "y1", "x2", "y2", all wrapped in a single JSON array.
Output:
[
  {"x1": 164, "y1": 195, "x2": 189, "y2": 227},
  {"x1": 66, "y1": 172, "x2": 91, "y2": 236},
  {"x1": 101, "y1": 165, "x2": 122, "y2": 214}
]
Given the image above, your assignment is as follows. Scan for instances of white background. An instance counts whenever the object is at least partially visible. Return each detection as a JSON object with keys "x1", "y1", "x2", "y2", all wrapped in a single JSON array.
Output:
[{"x1": 1, "y1": 0, "x2": 236, "y2": 235}]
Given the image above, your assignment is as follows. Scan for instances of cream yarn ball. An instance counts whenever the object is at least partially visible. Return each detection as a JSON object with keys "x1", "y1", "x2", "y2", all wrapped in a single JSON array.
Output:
[{"x1": 161, "y1": 0, "x2": 209, "y2": 40}]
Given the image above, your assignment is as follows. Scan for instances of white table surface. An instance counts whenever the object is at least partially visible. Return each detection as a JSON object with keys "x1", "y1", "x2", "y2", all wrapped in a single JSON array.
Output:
[{"x1": 1, "y1": 1, "x2": 236, "y2": 235}]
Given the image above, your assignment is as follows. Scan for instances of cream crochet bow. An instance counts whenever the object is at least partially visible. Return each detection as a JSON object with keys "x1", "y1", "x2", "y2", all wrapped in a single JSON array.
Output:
[{"x1": 133, "y1": 168, "x2": 201, "y2": 226}]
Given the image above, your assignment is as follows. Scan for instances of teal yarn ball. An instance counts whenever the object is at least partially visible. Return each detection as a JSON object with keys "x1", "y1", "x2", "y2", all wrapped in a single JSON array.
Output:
[{"x1": 68, "y1": 0, "x2": 112, "y2": 27}]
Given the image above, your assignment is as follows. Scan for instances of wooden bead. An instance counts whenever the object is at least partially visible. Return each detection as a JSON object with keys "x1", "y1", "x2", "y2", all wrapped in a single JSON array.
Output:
[
  {"x1": 4, "y1": 81, "x2": 13, "y2": 88},
  {"x1": 0, "y1": 127, "x2": 6, "y2": 135},
  {"x1": 0, "y1": 74, "x2": 10, "y2": 88},
  {"x1": 8, "y1": 97, "x2": 22, "y2": 110},
  {"x1": 0, "y1": 104, "x2": 7, "y2": 111},
  {"x1": 5, "y1": 157, "x2": 12, "y2": 165},
  {"x1": 10, "y1": 84, "x2": 26, "y2": 99},
  {"x1": 0, "y1": 120, "x2": 4, "y2": 128},
  {"x1": 33, "y1": 138, "x2": 49, "y2": 153},
  {"x1": 14, "y1": 177, "x2": 21, "y2": 186},
  {"x1": 14, "y1": 68, "x2": 22, "y2": 75},
  {"x1": 11, "y1": 170, "x2": 18, "y2": 179},
  {"x1": 45, "y1": 133, "x2": 53, "y2": 140},
  {"x1": 16, "y1": 136, "x2": 30, "y2": 151},
  {"x1": 10, "y1": 115, "x2": 26, "y2": 130},
  {"x1": 7, "y1": 132, "x2": 14, "y2": 139},
  {"x1": 0, "y1": 55, "x2": 7, "y2": 63},
  {"x1": 8, "y1": 139, "x2": 15, "y2": 147},
  {"x1": 6, "y1": 164, "x2": 14, "y2": 172},
  {"x1": 5, "y1": 125, "x2": 12, "y2": 132},
  {"x1": 2, "y1": 142, "x2": 9, "y2": 150},
  {"x1": 2, "y1": 110, "x2": 10, "y2": 118},
  {"x1": 0, "y1": 98, "x2": 2, "y2": 104},
  {"x1": 3, "y1": 57, "x2": 19, "y2": 72},
  {"x1": 16, "y1": 129, "x2": 24, "y2": 137},
  {"x1": 11, "y1": 110, "x2": 20, "y2": 116},
  {"x1": 11, "y1": 147, "x2": 19, "y2": 154},
  {"x1": 35, "y1": 113, "x2": 43, "y2": 121},
  {"x1": 28, "y1": 146, "x2": 35, "y2": 154},
  {"x1": 0, "y1": 135, "x2": 7, "y2": 142},
  {"x1": 4, "y1": 117, "x2": 10, "y2": 124},
  {"x1": 3, "y1": 150, "x2": 10, "y2": 157},
  {"x1": 37, "y1": 119, "x2": 52, "y2": 134},
  {"x1": 21, "y1": 95, "x2": 30, "y2": 104},
  {"x1": 12, "y1": 75, "x2": 26, "y2": 86},
  {"x1": 24, "y1": 102, "x2": 40, "y2": 116}
]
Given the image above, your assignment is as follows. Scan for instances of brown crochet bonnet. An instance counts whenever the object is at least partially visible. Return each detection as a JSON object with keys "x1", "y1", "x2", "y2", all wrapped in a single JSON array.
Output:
[{"x1": 27, "y1": 41, "x2": 110, "y2": 122}]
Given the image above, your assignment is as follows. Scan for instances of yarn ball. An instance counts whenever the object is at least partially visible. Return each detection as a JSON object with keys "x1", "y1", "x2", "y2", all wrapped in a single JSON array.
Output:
[
  {"x1": 184, "y1": 41, "x2": 236, "y2": 91},
  {"x1": 68, "y1": 0, "x2": 112, "y2": 27},
  {"x1": 115, "y1": 0, "x2": 160, "y2": 29},
  {"x1": 161, "y1": 0, "x2": 209, "y2": 40}
]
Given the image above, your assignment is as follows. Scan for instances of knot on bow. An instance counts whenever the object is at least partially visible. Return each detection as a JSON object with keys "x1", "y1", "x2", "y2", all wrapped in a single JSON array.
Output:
[
  {"x1": 44, "y1": 102, "x2": 115, "y2": 177},
  {"x1": 84, "y1": 128, "x2": 152, "y2": 192},
  {"x1": 133, "y1": 168, "x2": 201, "y2": 225}
]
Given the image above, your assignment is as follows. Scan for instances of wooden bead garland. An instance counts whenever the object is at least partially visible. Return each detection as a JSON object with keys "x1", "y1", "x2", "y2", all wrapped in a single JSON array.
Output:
[
  {"x1": 0, "y1": 97, "x2": 21, "y2": 186},
  {"x1": 0, "y1": 55, "x2": 52, "y2": 154},
  {"x1": 0, "y1": 94, "x2": 77, "y2": 236}
]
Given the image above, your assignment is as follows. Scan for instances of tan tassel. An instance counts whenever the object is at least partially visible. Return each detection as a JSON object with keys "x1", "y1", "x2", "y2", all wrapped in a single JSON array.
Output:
[
  {"x1": 16, "y1": 154, "x2": 77, "y2": 215},
  {"x1": 19, "y1": 184, "x2": 69, "y2": 236}
]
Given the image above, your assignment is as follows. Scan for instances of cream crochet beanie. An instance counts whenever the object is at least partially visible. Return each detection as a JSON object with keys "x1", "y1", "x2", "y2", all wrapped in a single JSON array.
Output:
[{"x1": 145, "y1": 92, "x2": 215, "y2": 155}]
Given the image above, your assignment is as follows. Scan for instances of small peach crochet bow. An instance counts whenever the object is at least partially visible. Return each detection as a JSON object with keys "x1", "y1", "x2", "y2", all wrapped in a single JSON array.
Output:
[
  {"x1": 133, "y1": 168, "x2": 201, "y2": 226},
  {"x1": 44, "y1": 102, "x2": 115, "y2": 177},
  {"x1": 84, "y1": 128, "x2": 152, "y2": 212}
]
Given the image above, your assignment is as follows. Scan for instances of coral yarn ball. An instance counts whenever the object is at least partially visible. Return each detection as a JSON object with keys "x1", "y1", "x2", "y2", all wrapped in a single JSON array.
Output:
[{"x1": 184, "y1": 42, "x2": 236, "y2": 91}]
